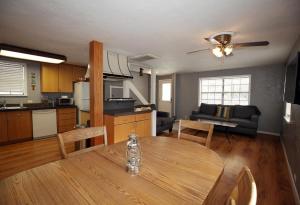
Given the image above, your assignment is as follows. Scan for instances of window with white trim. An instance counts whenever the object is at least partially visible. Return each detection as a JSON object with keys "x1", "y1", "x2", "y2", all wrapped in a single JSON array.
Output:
[
  {"x1": 0, "y1": 60, "x2": 27, "y2": 96},
  {"x1": 199, "y1": 75, "x2": 250, "y2": 105}
]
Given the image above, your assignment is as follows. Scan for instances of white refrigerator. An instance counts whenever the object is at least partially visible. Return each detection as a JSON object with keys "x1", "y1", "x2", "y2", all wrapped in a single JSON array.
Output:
[{"x1": 74, "y1": 82, "x2": 90, "y2": 124}]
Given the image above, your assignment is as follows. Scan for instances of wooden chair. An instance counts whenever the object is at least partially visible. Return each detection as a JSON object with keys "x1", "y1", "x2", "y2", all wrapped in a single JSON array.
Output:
[
  {"x1": 178, "y1": 120, "x2": 214, "y2": 148},
  {"x1": 227, "y1": 166, "x2": 257, "y2": 205},
  {"x1": 58, "y1": 126, "x2": 107, "y2": 159}
]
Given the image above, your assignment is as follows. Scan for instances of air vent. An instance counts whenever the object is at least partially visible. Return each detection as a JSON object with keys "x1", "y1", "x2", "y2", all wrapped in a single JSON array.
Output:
[{"x1": 130, "y1": 54, "x2": 159, "y2": 62}]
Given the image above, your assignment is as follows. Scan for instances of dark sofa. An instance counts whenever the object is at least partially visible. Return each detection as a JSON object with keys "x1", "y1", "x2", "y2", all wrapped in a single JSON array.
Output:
[
  {"x1": 190, "y1": 103, "x2": 261, "y2": 136},
  {"x1": 156, "y1": 111, "x2": 174, "y2": 134}
]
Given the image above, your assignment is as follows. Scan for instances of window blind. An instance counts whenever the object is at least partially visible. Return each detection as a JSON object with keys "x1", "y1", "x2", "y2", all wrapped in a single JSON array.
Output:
[{"x1": 0, "y1": 60, "x2": 27, "y2": 96}]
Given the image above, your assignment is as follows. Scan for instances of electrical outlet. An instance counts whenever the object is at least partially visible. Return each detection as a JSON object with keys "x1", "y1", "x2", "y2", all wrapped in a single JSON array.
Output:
[{"x1": 294, "y1": 173, "x2": 297, "y2": 182}]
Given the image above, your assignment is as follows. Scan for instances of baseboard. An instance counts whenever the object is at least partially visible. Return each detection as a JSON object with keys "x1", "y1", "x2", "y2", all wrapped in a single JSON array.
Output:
[
  {"x1": 257, "y1": 130, "x2": 280, "y2": 136},
  {"x1": 281, "y1": 138, "x2": 300, "y2": 205}
]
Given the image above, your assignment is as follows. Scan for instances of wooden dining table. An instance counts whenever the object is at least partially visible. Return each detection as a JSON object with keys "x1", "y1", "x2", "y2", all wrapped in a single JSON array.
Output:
[{"x1": 0, "y1": 137, "x2": 224, "y2": 205}]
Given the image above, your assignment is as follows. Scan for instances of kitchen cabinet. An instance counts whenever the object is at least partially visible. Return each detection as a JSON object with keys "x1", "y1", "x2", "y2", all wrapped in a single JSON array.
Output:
[
  {"x1": 41, "y1": 63, "x2": 87, "y2": 93},
  {"x1": 57, "y1": 108, "x2": 76, "y2": 133},
  {"x1": 104, "y1": 112, "x2": 152, "y2": 144},
  {"x1": 59, "y1": 64, "x2": 73, "y2": 93},
  {"x1": 41, "y1": 63, "x2": 59, "y2": 92},
  {"x1": 0, "y1": 112, "x2": 7, "y2": 143},
  {"x1": 6, "y1": 111, "x2": 33, "y2": 142},
  {"x1": 73, "y1": 65, "x2": 87, "y2": 82}
]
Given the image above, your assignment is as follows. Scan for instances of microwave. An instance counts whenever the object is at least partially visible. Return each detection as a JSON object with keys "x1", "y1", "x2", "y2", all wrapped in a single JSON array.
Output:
[{"x1": 57, "y1": 98, "x2": 73, "y2": 105}]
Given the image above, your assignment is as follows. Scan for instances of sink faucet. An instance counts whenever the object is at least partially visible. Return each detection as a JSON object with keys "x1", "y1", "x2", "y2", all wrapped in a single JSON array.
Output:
[{"x1": 0, "y1": 100, "x2": 6, "y2": 108}]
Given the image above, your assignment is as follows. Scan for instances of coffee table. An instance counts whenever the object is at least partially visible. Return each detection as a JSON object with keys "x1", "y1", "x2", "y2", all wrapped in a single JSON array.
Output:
[{"x1": 197, "y1": 119, "x2": 238, "y2": 143}]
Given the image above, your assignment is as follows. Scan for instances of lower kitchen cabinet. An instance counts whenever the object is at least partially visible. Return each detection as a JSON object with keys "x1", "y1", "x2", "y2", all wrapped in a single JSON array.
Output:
[
  {"x1": 6, "y1": 111, "x2": 33, "y2": 143},
  {"x1": 57, "y1": 108, "x2": 77, "y2": 133},
  {"x1": 104, "y1": 112, "x2": 152, "y2": 144},
  {"x1": 0, "y1": 112, "x2": 8, "y2": 143}
]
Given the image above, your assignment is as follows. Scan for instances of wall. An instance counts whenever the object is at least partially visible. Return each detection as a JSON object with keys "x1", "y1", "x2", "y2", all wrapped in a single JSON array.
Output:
[
  {"x1": 176, "y1": 64, "x2": 285, "y2": 134},
  {"x1": 282, "y1": 36, "x2": 300, "y2": 199},
  {"x1": 104, "y1": 71, "x2": 150, "y2": 105},
  {"x1": 0, "y1": 57, "x2": 42, "y2": 104}
]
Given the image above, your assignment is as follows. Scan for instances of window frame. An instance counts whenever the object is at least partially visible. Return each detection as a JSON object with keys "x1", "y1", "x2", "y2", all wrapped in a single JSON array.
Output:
[
  {"x1": 0, "y1": 60, "x2": 28, "y2": 97},
  {"x1": 198, "y1": 75, "x2": 251, "y2": 106}
]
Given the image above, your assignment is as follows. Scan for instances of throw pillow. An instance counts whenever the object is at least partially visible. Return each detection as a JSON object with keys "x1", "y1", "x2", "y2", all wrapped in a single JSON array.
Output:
[
  {"x1": 215, "y1": 105, "x2": 223, "y2": 117},
  {"x1": 222, "y1": 106, "x2": 231, "y2": 120}
]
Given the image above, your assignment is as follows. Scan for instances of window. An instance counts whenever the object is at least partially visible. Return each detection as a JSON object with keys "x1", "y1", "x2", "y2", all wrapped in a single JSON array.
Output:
[
  {"x1": 199, "y1": 75, "x2": 250, "y2": 105},
  {"x1": 0, "y1": 60, "x2": 27, "y2": 96},
  {"x1": 162, "y1": 82, "x2": 171, "y2": 101}
]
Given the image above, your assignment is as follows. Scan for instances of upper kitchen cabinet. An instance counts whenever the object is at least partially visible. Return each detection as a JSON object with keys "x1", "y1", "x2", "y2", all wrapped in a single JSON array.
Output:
[
  {"x1": 41, "y1": 63, "x2": 59, "y2": 92},
  {"x1": 73, "y1": 65, "x2": 87, "y2": 82},
  {"x1": 59, "y1": 64, "x2": 73, "y2": 93},
  {"x1": 41, "y1": 63, "x2": 87, "y2": 93}
]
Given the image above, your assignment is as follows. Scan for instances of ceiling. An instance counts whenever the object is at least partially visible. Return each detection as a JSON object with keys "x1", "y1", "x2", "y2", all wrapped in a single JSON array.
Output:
[{"x1": 0, "y1": 0, "x2": 299, "y2": 75}]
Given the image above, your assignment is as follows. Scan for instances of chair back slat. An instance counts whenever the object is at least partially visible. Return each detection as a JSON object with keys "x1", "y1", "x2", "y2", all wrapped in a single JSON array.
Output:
[
  {"x1": 61, "y1": 127, "x2": 106, "y2": 143},
  {"x1": 178, "y1": 120, "x2": 214, "y2": 148},
  {"x1": 58, "y1": 126, "x2": 107, "y2": 159},
  {"x1": 227, "y1": 166, "x2": 257, "y2": 205},
  {"x1": 180, "y1": 120, "x2": 211, "y2": 131}
]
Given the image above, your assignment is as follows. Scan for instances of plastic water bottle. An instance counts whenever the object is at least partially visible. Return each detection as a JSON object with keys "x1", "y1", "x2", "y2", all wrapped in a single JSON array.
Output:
[{"x1": 126, "y1": 133, "x2": 141, "y2": 175}]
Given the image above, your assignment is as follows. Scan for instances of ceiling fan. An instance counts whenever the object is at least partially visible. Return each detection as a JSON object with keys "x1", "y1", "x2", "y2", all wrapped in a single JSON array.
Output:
[{"x1": 186, "y1": 32, "x2": 269, "y2": 58}]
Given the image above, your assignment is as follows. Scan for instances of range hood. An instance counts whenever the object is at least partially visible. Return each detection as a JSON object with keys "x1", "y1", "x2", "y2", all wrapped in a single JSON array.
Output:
[{"x1": 103, "y1": 51, "x2": 133, "y2": 79}]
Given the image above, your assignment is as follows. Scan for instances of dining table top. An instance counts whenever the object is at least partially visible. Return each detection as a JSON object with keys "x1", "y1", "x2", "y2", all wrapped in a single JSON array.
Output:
[{"x1": 0, "y1": 136, "x2": 224, "y2": 205}]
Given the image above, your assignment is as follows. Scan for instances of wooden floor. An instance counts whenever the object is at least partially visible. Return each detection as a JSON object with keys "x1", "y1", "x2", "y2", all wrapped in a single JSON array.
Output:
[
  {"x1": 0, "y1": 137, "x2": 74, "y2": 180},
  {"x1": 0, "y1": 132, "x2": 296, "y2": 205},
  {"x1": 160, "y1": 130, "x2": 296, "y2": 205}
]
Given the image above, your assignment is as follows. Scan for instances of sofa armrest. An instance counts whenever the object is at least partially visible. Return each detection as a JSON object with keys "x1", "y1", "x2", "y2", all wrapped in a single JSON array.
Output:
[
  {"x1": 192, "y1": 110, "x2": 199, "y2": 115},
  {"x1": 250, "y1": 115, "x2": 259, "y2": 123},
  {"x1": 157, "y1": 111, "x2": 170, "y2": 118}
]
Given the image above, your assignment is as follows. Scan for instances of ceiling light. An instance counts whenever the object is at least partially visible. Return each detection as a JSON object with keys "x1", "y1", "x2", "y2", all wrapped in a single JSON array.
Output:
[
  {"x1": 0, "y1": 44, "x2": 66, "y2": 64},
  {"x1": 212, "y1": 47, "x2": 223, "y2": 58},
  {"x1": 224, "y1": 46, "x2": 233, "y2": 56}
]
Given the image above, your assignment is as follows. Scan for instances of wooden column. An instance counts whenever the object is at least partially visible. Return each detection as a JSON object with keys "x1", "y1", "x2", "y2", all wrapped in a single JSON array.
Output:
[{"x1": 89, "y1": 41, "x2": 103, "y2": 145}]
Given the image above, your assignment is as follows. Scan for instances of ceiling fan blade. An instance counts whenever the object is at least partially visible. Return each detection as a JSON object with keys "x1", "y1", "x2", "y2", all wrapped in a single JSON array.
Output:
[
  {"x1": 233, "y1": 41, "x2": 269, "y2": 48},
  {"x1": 186, "y1": 48, "x2": 210, "y2": 55}
]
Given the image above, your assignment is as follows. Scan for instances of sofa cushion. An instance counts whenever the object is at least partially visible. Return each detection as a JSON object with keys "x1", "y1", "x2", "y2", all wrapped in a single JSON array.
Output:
[
  {"x1": 158, "y1": 117, "x2": 173, "y2": 126},
  {"x1": 232, "y1": 105, "x2": 257, "y2": 119},
  {"x1": 229, "y1": 118, "x2": 258, "y2": 129},
  {"x1": 156, "y1": 118, "x2": 164, "y2": 126},
  {"x1": 199, "y1": 103, "x2": 217, "y2": 115}
]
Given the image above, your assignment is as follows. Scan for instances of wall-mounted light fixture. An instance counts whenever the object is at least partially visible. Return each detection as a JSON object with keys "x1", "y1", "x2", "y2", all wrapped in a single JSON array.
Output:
[{"x1": 0, "y1": 44, "x2": 66, "y2": 64}]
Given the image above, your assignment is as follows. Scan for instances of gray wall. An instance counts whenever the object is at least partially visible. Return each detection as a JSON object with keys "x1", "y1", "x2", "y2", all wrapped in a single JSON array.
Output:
[
  {"x1": 0, "y1": 57, "x2": 42, "y2": 104},
  {"x1": 176, "y1": 64, "x2": 285, "y2": 134},
  {"x1": 282, "y1": 36, "x2": 300, "y2": 197},
  {"x1": 104, "y1": 71, "x2": 150, "y2": 105}
]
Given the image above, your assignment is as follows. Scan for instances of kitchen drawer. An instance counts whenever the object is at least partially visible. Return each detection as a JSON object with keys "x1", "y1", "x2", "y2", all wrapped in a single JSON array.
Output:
[
  {"x1": 58, "y1": 125, "x2": 76, "y2": 133},
  {"x1": 58, "y1": 113, "x2": 76, "y2": 121},
  {"x1": 57, "y1": 108, "x2": 76, "y2": 114},
  {"x1": 135, "y1": 113, "x2": 151, "y2": 121},
  {"x1": 58, "y1": 118, "x2": 76, "y2": 126},
  {"x1": 114, "y1": 115, "x2": 136, "y2": 125}
]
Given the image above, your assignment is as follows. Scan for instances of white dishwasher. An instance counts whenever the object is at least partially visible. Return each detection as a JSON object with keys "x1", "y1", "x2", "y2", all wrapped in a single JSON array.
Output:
[{"x1": 32, "y1": 109, "x2": 57, "y2": 139}]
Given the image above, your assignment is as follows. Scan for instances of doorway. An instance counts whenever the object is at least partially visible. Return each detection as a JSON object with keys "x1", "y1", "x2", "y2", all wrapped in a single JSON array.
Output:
[{"x1": 158, "y1": 79, "x2": 172, "y2": 115}]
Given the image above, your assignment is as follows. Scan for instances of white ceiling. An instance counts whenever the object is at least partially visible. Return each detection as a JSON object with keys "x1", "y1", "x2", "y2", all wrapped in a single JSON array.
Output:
[{"x1": 0, "y1": 0, "x2": 300, "y2": 75}]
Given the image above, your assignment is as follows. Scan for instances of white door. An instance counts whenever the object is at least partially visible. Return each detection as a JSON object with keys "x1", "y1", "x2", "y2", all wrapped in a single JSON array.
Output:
[{"x1": 158, "y1": 79, "x2": 172, "y2": 115}]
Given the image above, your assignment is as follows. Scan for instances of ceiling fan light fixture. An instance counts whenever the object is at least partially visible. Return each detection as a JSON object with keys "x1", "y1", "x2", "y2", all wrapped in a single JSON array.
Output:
[
  {"x1": 224, "y1": 46, "x2": 233, "y2": 56},
  {"x1": 212, "y1": 47, "x2": 223, "y2": 58}
]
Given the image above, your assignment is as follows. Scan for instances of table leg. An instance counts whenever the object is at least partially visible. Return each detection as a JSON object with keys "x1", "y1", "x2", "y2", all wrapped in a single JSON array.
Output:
[{"x1": 225, "y1": 127, "x2": 231, "y2": 143}]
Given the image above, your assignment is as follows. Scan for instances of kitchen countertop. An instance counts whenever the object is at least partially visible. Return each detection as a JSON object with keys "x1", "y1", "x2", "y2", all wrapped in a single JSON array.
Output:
[
  {"x1": 80, "y1": 109, "x2": 152, "y2": 116},
  {"x1": 0, "y1": 104, "x2": 77, "y2": 112}
]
